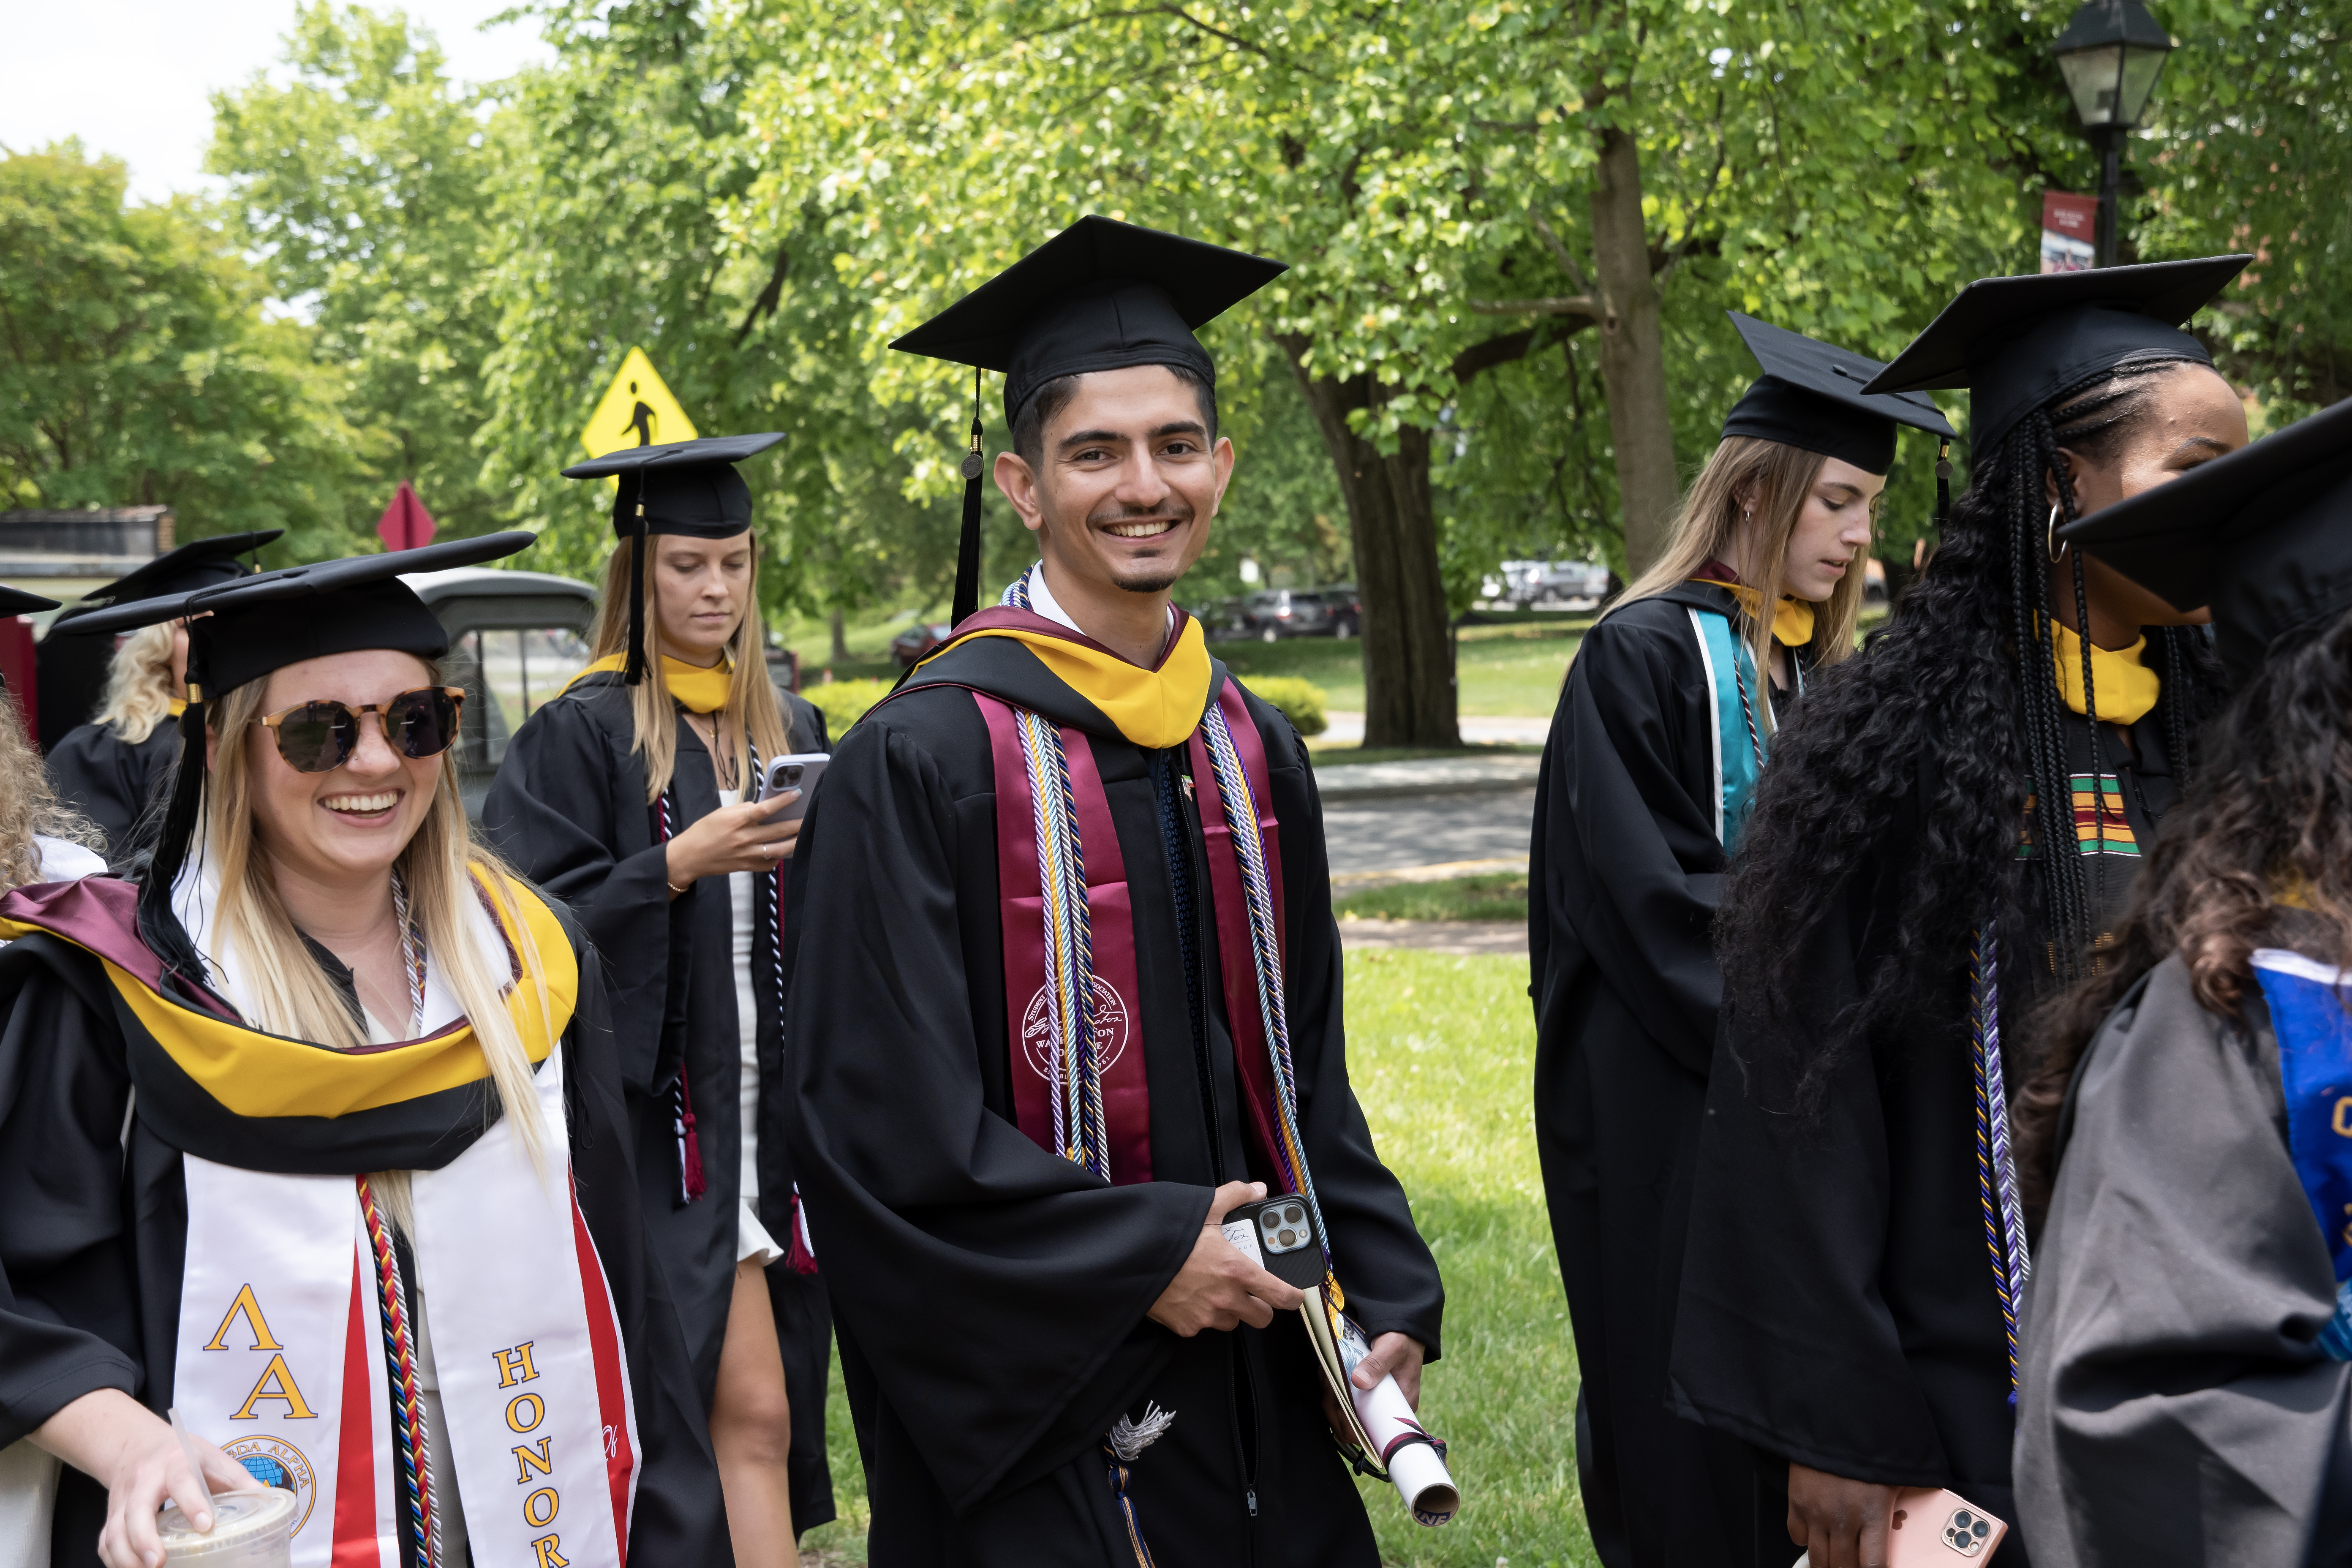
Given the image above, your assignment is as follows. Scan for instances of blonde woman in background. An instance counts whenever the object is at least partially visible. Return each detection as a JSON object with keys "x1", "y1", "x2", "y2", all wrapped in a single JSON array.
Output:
[
  {"x1": 46, "y1": 532, "x2": 280, "y2": 863},
  {"x1": 0, "y1": 537, "x2": 725, "y2": 1568},
  {"x1": 1526, "y1": 316, "x2": 1956, "y2": 1566},
  {"x1": 485, "y1": 436, "x2": 832, "y2": 1567}
]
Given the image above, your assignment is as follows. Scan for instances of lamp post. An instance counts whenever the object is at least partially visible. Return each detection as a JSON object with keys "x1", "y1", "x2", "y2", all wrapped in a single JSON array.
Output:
[{"x1": 2050, "y1": 0, "x2": 2177, "y2": 267}]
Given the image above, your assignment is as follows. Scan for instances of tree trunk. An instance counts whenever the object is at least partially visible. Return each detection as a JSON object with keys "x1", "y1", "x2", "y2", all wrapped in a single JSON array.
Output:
[
  {"x1": 1587, "y1": 122, "x2": 1680, "y2": 576},
  {"x1": 1278, "y1": 338, "x2": 1459, "y2": 749},
  {"x1": 828, "y1": 606, "x2": 850, "y2": 664}
]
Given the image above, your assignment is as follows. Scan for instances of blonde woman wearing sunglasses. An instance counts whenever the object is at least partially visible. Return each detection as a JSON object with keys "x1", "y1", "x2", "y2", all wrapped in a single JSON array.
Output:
[{"x1": 0, "y1": 536, "x2": 725, "y2": 1568}]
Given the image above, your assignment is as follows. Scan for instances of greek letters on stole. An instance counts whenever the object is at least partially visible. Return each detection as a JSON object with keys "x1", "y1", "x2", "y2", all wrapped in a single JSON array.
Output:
[{"x1": 174, "y1": 1044, "x2": 640, "y2": 1568}]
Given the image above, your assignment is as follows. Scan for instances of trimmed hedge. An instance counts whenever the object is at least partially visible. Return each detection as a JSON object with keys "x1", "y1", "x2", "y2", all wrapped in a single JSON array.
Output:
[
  {"x1": 1239, "y1": 675, "x2": 1329, "y2": 737},
  {"x1": 802, "y1": 678, "x2": 893, "y2": 737}
]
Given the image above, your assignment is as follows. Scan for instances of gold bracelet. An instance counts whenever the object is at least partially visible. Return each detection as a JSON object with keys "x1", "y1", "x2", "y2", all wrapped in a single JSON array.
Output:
[{"x1": 667, "y1": 878, "x2": 692, "y2": 894}]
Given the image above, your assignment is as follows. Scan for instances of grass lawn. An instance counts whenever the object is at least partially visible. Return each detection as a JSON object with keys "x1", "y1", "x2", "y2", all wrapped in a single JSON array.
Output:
[
  {"x1": 1334, "y1": 874, "x2": 1531, "y2": 923},
  {"x1": 1215, "y1": 615, "x2": 1592, "y2": 720},
  {"x1": 797, "y1": 950, "x2": 1592, "y2": 1568}
]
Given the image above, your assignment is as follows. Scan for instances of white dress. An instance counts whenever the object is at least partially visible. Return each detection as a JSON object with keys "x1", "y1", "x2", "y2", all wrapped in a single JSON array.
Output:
[{"x1": 717, "y1": 790, "x2": 784, "y2": 1270}]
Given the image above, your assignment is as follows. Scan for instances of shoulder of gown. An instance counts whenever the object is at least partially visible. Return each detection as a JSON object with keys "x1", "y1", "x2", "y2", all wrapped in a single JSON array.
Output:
[{"x1": 2017, "y1": 953, "x2": 2352, "y2": 1564}]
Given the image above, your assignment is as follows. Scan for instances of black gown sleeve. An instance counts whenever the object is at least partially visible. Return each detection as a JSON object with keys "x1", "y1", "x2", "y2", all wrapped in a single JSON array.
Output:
[
  {"x1": 43, "y1": 725, "x2": 169, "y2": 866},
  {"x1": 1530, "y1": 610, "x2": 1726, "y2": 1077},
  {"x1": 1252, "y1": 698, "x2": 1444, "y2": 1355},
  {"x1": 1669, "y1": 792, "x2": 1954, "y2": 1485},
  {"x1": 558, "y1": 920, "x2": 732, "y2": 1566},
  {"x1": 0, "y1": 948, "x2": 143, "y2": 1444},
  {"x1": 483, "y1": 697, "x2": 674, "y2": 1095},
  {"x1": 781, "y1": 712, "x2": 1208, "y2": 1514}
]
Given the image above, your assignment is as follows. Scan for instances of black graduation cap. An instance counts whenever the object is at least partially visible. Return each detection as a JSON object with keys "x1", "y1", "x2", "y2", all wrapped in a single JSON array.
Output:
[
  {"x1": 1861, "y1": 256, "x2": 2249, "y2": 459},
  {"x1": 0, "y1": 586, "x2": 58, "y2": 618},
  {"x1": 2058, "y1": 396, "x2": 2352, "y2": 684},
  {"x1": 890, "y1": 216, "x2": 1288, "y2": 623},
  {"x1": 60, "y1": 530, "x2": 283, "y2": 619},
  {"x1": 559, "y1": 433, "x2": 784, "y2": 685},
  {"x1": 70, "y1": 531, "x2": 535, "y2": 983},
  {"x1": 1720, "y1": 313, "x2": 1956, "y2": 475}
]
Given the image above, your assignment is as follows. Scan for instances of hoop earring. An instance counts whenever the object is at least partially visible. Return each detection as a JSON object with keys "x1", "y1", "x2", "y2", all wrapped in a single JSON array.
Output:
[{"x1": 2047, "y1": 502, "x2": 2066, "y2": 563}]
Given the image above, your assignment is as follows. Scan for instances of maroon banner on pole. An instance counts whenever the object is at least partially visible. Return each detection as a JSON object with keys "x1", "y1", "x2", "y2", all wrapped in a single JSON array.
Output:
[
  {"x1": 375, "y1": 480, "x2": 438, "y2": 552},
  {"x1": 2040, "y1": 191, "x2": 2098, "y2": 273}
]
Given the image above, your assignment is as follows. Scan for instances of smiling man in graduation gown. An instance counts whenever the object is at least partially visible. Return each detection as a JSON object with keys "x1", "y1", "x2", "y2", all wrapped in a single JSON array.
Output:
[{"x1": 782, "y1": 217, "x2": 1445, "y2": 1568}]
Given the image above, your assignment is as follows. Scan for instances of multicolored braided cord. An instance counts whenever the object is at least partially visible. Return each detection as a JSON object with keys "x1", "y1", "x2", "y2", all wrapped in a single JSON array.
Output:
[
  {"x1": 1969, "y1": 921, "x2": 2033, "y2": 1408},
  {"x1": 357, "y1": 1174, "x2": 437, "y2": 1568}
]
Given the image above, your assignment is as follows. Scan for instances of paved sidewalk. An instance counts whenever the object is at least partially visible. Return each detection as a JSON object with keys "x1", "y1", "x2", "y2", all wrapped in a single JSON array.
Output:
[
  {"x1": 1319, "y1": 710, "x2": 1552, "y2": 746},
  {"x1": 1311, "y1": 752, "x2": 1543, "y2": 800}
]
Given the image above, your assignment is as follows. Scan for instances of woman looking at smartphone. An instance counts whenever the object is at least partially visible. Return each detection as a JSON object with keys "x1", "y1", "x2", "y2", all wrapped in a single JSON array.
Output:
[
  {"x1": 485, "y1": 436, "x2": 832, "y2": 1567},
  {"x1": 1673, "y1": 259, "x2": 2252, "y2": 1565},
  {"x1": 1531, "y1": 314, "x2": 1954, "y2": 1563},
  {"x1": 0, "y1": 536, "x2": 725, "y2": 1567}
]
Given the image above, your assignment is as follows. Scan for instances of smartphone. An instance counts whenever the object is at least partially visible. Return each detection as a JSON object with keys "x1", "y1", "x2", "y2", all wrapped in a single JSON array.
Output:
[
  {"x1": 1219, "y1": 1194, "x2": 1325, "y2": 1289},
  {"x1": 1888, "y1": 1490, "x2": 2006, "y2": 1563},
  {"x1": 1788, "y1": 1490, "x2": 2007, "y2": 1568},
  {"x1": 755, "y1": 753, "x2": 829, "y2": 822}
]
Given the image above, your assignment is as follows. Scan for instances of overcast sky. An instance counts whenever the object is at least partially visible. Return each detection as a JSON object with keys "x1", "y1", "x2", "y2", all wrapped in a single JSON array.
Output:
[{"x1": 2, "y1": 0, "x2": 554, "y2": 204}]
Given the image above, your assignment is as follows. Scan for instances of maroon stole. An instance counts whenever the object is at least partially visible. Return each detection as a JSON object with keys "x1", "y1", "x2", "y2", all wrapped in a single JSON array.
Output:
[{"x1": 979, "y1": 681, "x2": 1288, "y2": 1186}]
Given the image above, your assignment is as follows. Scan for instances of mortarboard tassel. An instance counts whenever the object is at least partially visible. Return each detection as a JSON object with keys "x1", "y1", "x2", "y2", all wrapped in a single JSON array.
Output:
[
  {"x1": 1936, "y1": 438, "x2": 1952, "y2": 532},
  {"x1": 626, "y1": 471, "x2": 649, "y2": 686},
  {"x1": 137, "y1": 679, "x2": 214, "y2": 986},
  {"x1": 952, "y1": 367, "x2": 984, "y2": 627}
]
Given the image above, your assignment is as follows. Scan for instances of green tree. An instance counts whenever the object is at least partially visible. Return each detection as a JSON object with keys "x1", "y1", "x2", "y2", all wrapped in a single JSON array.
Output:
[
  {"x1": 0, "y1": 142, "x2": 363, "y2": 553},
  {"x1": 207, "y1": 3, "x2": 510, "y2": 539}
]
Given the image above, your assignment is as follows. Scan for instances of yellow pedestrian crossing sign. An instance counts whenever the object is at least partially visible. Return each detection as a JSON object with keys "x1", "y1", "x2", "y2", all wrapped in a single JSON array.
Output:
[{"x1": 581, "y1": 347, "x2": 697, "y2": 463}]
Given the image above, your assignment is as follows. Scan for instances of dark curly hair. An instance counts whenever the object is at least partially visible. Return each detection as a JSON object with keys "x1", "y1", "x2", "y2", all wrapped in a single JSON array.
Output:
[
  {"x1": 2016, "y1": 604, "x2": 2352, "y2": 1228},
  {"x1": 1714, "y1": 359, "x2": 2231, "y2": 1110}
]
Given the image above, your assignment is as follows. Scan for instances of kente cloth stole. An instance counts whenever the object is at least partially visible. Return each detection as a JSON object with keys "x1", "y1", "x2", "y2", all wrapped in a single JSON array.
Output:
[{"x1": 2251, "y1": 949, "x2": 2352, "y2": 1358}]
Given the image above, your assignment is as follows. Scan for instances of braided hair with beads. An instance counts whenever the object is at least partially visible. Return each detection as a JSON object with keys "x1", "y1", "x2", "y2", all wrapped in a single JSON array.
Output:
[{"x1": 1714, "y1": 359, "x2": 2230, "y2": 1111}]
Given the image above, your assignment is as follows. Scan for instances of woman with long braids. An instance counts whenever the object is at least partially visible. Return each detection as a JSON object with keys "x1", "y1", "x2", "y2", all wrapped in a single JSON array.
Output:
[
  {"x1": 2013, "y1": 399, "x2": 2352, "y2": 1559},
  {"x1": 1668, "y1": 257, "x2": 2253, "y2": 1567},
  {"x1": 485, "y1": 436, "x2": 833, "y2": 1566},
  {"x1": 0, "y1": 536, "x2": 725, "y2": 1568},
  {"x1": 1530, "y1": 314, "x2": 1951, "y2": 1566}
]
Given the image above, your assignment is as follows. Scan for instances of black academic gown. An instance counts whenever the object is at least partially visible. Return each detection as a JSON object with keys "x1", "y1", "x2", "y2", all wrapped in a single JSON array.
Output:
[
  {"x1": 482, "y1": 675, "x2": 836, "y2": 1534},
  {"x1": 781, "y1": 633, "x2": 1445, "y2": 1568},
  {"x1": 1530, "y1": 583, "x2": 1809, "y2": 1568},
  {"x1": 0, "y1": 881, "x2": 728, "y2": 1566},
  {"x1": 43, "y1": 720, "x2": 176, "y2": 865},
  {"x1": 1670, "y1": 701, "x2": 2182, "y2": 1559}
]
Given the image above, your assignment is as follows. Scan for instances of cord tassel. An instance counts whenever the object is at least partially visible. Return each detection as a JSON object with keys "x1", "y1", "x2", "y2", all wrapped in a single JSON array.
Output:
[{"x1": 952, "y1": 366, "x2": 985, "y2": 627}]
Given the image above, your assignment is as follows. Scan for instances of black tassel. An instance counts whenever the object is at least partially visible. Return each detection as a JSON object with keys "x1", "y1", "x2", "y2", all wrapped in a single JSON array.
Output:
[
  {"x1": 1935, "y1": 438, "x2": 1953, "y2": 532},
  {"x1": 626, "y1": 471, "x2": 649, "y2": 686},
  {"x1": 136, "y1": 696, "x2": 212, "y2": 986},
  {"x1": 952, "y1": 367, "x2": 984, "y2": 627}
]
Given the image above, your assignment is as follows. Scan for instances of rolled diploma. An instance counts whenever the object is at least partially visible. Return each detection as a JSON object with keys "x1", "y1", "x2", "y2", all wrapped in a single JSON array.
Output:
[{"x1": 1337, "y1": 1331, "x2": 1460, "y2": 1526}]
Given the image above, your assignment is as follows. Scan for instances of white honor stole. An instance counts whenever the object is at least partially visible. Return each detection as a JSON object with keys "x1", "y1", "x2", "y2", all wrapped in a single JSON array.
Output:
[{"x1": 174, "y1": 1045, "x2": 640, "y2": 1568}]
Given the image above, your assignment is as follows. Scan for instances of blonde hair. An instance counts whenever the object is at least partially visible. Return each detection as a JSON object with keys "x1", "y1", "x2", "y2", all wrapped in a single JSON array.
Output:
[
  {"x1": 1613, "y1": 436, "x2": 1870, "y2": 718},
  {"x1": 591, "y1": 535, "x2": 792, "y2": 804},
  {"x1": 203, "y1": 667, "x2": 555, "y2": 1185},
  {"x1": 0, "y1": 698, "x2": 101, "y2": 892},
  {"x1": 96, "y1": 622, "x2": 181, "y2": 744}
]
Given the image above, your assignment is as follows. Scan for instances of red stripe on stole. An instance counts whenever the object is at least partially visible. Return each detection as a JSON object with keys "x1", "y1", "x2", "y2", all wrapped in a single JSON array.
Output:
[
  {"x1": 569, "y1": 1192, "x2": 636, "y2": 1552},
  {"x1": 1187, "y1": 687, "x2": 1289, "y2": 1184},
  {"x1": 975, "y1": 693, "x2": 1152, "y2": 1183},
  {"x1": 331, "y1": 1250, "x2": 379, "y2": 1568}
]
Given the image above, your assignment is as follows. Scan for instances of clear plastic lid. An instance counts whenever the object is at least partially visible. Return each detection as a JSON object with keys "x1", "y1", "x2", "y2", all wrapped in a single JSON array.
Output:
[{"x1": 156, "y1": 1488, "x2": 297, "y2": 1559}]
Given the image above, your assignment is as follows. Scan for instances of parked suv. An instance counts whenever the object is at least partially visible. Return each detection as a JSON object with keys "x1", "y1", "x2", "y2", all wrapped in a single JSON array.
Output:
[
  {"x1": 402, "y1": 566, "x2": 598, "y2": 819},
  {"x1": 1239, "y1": 587, "x2": 1356, "y2": 641}
]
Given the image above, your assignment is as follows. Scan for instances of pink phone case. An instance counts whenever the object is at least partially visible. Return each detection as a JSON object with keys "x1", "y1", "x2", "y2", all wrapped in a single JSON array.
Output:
[{"x1": 1887, "y1": 1488, "x2": 2008, "y2": 1563}]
